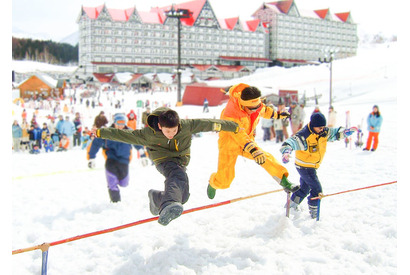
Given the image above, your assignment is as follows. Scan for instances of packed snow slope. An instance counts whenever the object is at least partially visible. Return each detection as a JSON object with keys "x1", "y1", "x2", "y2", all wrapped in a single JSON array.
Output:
[{"x1": 12, "y1": 42, "x2": 398, "y2": 274}]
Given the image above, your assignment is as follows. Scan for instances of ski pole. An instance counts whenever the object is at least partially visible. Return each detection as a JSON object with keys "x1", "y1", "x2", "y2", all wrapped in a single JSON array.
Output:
[
  {"x1": 12, "y1": 188, "x2": 285, "y2": 255},
  {"x1": 311, "y1": 181, "x2": 396, "y2": 200}
]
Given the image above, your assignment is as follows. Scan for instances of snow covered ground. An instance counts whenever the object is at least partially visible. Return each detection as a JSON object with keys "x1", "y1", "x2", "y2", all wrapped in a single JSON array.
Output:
[{"x1": 10, "y1": 42, "x2": 400, "y2": 274}]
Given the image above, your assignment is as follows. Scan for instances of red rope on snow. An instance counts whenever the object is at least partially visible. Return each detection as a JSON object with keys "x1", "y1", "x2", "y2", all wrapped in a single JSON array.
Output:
[
  {"x1": 12, "y1": 188, "x2": 284, "y2": 255},
  {"x1": 311, "y1": 180, "x2": 397, "y2": 200}
]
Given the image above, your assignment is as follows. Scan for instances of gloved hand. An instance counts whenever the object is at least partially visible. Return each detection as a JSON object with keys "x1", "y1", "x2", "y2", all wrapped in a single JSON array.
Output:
[
  {"x1": 344, "y1": 127, "x2": 357, "y2": 137},
  {"x1": 244, "y1": 142, "x2": 266, "y2": 165},
  {"x1": 88, "y1": 159, "x2": 96, "y2": 169},
  {"x1": 281, "y1": 148, "x2": 292, "y2": 164},
  {"x1": 275, "y1": 111, "x2": 290, "y2": 119},
  {"x1": 318, "y1": 127, "x2": 329, "y2": 137}
]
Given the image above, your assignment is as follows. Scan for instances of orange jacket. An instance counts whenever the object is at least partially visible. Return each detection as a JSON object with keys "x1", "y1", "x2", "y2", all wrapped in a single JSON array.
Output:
[
  {"x1": 218, "y1": 83, "x2": 276, "y2": 152},
  {"x1": 59, "y1": 138, "x2": 70, "y2": 149}
]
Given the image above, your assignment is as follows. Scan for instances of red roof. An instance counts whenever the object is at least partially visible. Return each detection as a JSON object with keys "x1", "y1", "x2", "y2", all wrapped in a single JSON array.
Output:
[
  {"x1": 219, "y1": 56, "x2": 272, "y2": 62},
  {"x1": 335, "y1": 12, "x2": 350, "y2": 22},
  {"x1": 191, "y1": 65, "x2": 212, "y2": 71},
  {"x1": 155, "y1": 0, "x2": 206, "y2": 26},
  {"x1": 82, "y1": 5, "x2": 104, "y2": 19},
  {"x1": 225, "y1": 17, "x2": 239, "y2": 30},
  {"x1": 214, "y1": 65, "x2": 246, "y2": 72},
  {"x1": 93, "y1": 73, "x2": 115, "y2": 83},
  {"x1": 267, "y1": 0, "x2": 294, "y2": 14},
  {"x1": 81, "y1": 1, "x2": 262, "y2": 32},
  {"x1": 108, "y1": 8, "x2": 133, "y2": 21},
  {"x1": 138, "y1": 10, "x2": 165, "y2": 24},
  {"x1": 314, "y1": 9, "x2": 329, "y2": 19},
  {"x1": 244, "y1": 19, "x2": 261, "y2": 32}
]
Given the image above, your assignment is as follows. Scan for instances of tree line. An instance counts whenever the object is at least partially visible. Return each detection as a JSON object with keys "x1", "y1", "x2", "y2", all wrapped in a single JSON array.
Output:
[{"x1": 12, "y1": 37, "x2": 78, "y2": 65}]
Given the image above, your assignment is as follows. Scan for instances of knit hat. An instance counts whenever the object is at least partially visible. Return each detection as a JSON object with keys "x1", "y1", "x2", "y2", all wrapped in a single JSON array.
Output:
[
  {"x1": 113, "y1": 113, "x2": 127, "y2": 126},
  {"x1": 310, "y1": 112, "x2": 326, "y2": 127}
]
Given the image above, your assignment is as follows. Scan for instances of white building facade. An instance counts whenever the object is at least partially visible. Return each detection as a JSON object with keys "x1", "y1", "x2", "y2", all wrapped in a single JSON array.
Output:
[{"x1": 76, "y1": 0, "x2": 358, "y2": 80}]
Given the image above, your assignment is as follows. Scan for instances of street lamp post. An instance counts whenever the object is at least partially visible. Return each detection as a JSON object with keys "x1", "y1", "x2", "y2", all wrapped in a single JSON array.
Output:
[
  {"x1": 165, "y1": 6, "x2": 192, "y2": 106},
  {"x1": 320, "y1": 48, "x2": 338, "y2": 108}
]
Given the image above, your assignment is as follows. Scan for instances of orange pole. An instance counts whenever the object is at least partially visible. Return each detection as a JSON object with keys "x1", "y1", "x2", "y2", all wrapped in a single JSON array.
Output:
[{"x1": 13, "y1": 188, "x2": 285, "y2": 255}]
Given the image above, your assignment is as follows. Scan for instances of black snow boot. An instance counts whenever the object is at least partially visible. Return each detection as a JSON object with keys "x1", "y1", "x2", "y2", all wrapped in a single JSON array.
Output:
[
  {"x1": 158, "y1": 202, "x2": 183, "y2": 226},
  {"x1": 108, "y1": 189, "x2": 121, "y2": 203},
  {"x1": 148, "y1": 189, "x2": 160, "y2": 216}
]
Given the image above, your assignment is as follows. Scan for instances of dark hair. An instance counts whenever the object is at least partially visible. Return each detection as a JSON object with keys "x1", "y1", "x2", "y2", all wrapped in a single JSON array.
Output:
[
  {"x1": 240, "y1": 86, "x2": 261, "y2": 100},
  {"x1": 373, "y1": 105, "x2": 381, "y2": 117},
  {"x1": 158, "y1": 110, "x2": 179, "y2": 128}
]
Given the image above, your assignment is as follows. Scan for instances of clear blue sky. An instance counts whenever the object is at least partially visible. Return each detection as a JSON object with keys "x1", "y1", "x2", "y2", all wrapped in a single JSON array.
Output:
[{"x1": 12, "y1": 0, "x2": 397, "y2": 41}]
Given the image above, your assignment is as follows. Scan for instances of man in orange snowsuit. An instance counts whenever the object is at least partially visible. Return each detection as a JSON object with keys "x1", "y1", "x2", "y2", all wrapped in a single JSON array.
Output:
[{"x1": 208, "y1": 84, "x2": 300, "y2": 199}]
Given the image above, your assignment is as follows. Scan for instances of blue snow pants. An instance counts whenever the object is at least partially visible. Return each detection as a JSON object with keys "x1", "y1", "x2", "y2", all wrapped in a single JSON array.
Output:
[{"x1": 291, "y1": 167, "x2": 323, "y2": 207}]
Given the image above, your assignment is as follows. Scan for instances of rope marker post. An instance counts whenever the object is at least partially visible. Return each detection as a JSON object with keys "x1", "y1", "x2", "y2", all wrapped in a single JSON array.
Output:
[
  {"x1": 285, "y1": 191, "x2": 291, "y2": 218},
  {"x1": 40, "y1": 243, "x2": 50, "y2": 275}
]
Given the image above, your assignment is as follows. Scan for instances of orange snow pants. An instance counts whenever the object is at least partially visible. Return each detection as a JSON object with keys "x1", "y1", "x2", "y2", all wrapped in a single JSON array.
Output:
[
  {"x1": 365, "y1": 132, "x2": 379, "y2": 150},
  {"x1": 209, "y1": 148, "x2": 289, "y2": 190}
]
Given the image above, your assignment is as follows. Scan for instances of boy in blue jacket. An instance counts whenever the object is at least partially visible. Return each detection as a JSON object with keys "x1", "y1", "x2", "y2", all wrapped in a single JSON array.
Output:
[
  {"x1": 87, "y1": 113, "x2": 136, "y2": 203},
  {"x1": 280, "y1": 112, "x2": 356, "y2": 219}
]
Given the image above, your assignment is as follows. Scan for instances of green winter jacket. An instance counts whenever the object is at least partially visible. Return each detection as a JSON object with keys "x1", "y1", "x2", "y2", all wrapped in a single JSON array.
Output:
[{"x1": 96, "y1": 107, "x2": 239, "y2": 166}]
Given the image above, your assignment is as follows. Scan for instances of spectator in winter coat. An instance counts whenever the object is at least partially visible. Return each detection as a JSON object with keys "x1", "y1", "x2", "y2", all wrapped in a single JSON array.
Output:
[
  {"x1": 21, "y1": 119, "x2": 30, "y2": 151},
  {"x1": 126, "y1": 110, "x2": 137, "y2": 130},
  {"x1": 43, "y1": 134, "x2": 54, "y2": 152},
  {"x1": 261, "y1": 117, "x2": 274, "y2": 141},
  {"x1": 364, "y1": 105, "x2": 383, "y2": 151},
  {"x1": 28, "y1": 125, "x2": 40, "y2": 154},
  {"x1": 57, "y1": 134, "x2": 70, "y2": 152},
  {"x1": 47, "y1": 116, "x2": 58, "y2": 144},
  {"x1": 207, "y1": 84, "x2": 299, "y2": 201},
  {"x1": 94, "y1": 111, "x2": 108, "y2": 129},
  {"x1": 81, "y1": 131, "x2": 91, "y2": 150},
  {"x1": 87, "y1": 113, "x2": 136, "y2": 203},
  {"x1": 203, "y1": 98, "x2": 209, "y2": 113},
  {"x1": 33, "y1": 124, "x2": 43, "y2": 149},
  {"x1": 58, "y1": 116, "x2": 75, "y2": 149},
  {"x1": 273, "y1": 116, "x2": 285, "y2": 143},
  {"x1": 280, "y1": 112, "x2": 356, "y2": 219},
  {"x1": 41, "y1": 123, "x2": 50, "y2": 144},
  {"x1": 92, "y1": 107, "x2": 239, "y2": 226},
  {"x1": 277, "y1": 99, "x2": 290, "y2": 139},
  {"x1": 12, "y1": 120, "x2": 22, "y2": 152},
  {"x1": 327, "y1": 106, "x2": 337, "y2": 127},
  {"x1": 73, "y1": 112, "x2": 82, "y2": 147},
  {"x1": 289, "y1": 102, "x2": 303, "y2": 135}
]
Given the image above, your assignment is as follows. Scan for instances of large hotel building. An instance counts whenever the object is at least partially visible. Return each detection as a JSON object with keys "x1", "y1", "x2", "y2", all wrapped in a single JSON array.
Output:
[{"x1": 76, "y1": 0, "x2": 358, "y2": 81}]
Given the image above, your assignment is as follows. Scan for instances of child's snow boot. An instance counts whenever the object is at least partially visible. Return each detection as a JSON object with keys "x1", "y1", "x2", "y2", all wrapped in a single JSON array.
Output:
[
  {"x1": 308, "y1": 204, "x2": 318, "y2": 219},
  {"x1": 207, "y1": 184, "x2": 216, "y2": 199},
  {"x1": 108, "y1": 189, "x2": 121, "y2": 203},
  {"x1": 148, "y1": 189, "x2": 160, "y2": 216},
  {"x1": 280, "y1": 176, "x2": 300, "y2": 193},
  {"x1": 158, "y1": 202, "x2": 183, "y2": 226}
]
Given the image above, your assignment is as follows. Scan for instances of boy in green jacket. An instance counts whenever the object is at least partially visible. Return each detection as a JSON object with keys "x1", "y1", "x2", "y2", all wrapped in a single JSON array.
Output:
[{"x1": 94, "y1": 107, "x2": 239, "y2": 226}]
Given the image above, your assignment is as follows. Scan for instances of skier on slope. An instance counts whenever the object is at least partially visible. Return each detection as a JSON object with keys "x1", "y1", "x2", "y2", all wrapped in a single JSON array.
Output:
[
  {"x1": 280, "y1": 112, "x2": 356, "y2": 219},
  {"x1": 87, "y1": 113, "x2": 136, "y2": 203},
  {"x1": 207, "y1": 83, "x2": 300, "y2": 200},
  {"x1": 91, "y1": 107, "x2": 239, "y2": 226}
]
